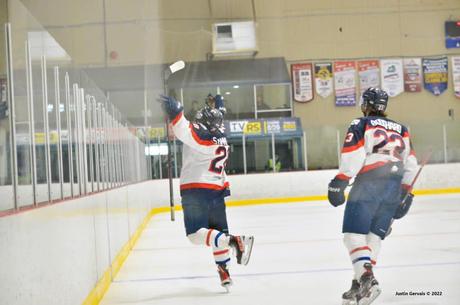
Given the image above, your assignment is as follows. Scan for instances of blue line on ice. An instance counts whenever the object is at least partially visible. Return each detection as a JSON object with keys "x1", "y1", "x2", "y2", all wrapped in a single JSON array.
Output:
[{"x1": 113, "y1": 261, "x2": 460, "y2": 284}]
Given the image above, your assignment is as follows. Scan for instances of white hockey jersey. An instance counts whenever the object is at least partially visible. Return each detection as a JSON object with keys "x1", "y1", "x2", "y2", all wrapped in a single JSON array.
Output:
[
  {"x1": 336, "y1": 116, "x2": 418, "y2": 189},
  {"x1": 171, "y1": 112, "x2": 230, "y2": 195}
]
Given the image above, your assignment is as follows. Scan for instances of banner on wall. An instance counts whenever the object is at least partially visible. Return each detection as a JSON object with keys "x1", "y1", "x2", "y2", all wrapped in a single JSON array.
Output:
[
  {"x1": 314, "y1": 62, "x2": 333, "y2": 98},
  {"x1": 403, "y1": 58, "x2": 422, "y2": 92},
  {"x1": 423, "y1": 57, "x2": 448, "y2": 96},
  {"x1": 452, "y1": 56, "x2": 460, "y2": 99},
  {"x1": 380, "y1": 59, "x2": 404, "y2": 97},
  {"x1": 358, "y1": 60, "x2": 380, "y2": 96},
  {"x1": 291, "y1": 63, "x2": 314, "y2": 102},
  {"x1": 334, "y1": 61, "x2": 356, "y2": 106}
]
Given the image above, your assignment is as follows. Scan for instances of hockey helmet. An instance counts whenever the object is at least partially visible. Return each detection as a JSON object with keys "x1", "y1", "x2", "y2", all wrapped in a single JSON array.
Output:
[
  {"x1": 195, "y1": 106, "x2": 223, "y2": 132},
  {"x1": 361, "y1": 87, "x2": 388, "y2": 114}
]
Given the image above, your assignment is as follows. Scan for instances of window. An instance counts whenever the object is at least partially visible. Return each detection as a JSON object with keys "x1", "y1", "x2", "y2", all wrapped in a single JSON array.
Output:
[{"x1": 255, "y1": 84, "x2": 292, "y2": 118}]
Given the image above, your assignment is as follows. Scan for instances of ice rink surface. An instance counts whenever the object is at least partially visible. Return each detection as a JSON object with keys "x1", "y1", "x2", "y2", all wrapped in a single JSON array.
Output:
[{"x1": 101, "y1": 194, "x2": 460, "y2": 305}]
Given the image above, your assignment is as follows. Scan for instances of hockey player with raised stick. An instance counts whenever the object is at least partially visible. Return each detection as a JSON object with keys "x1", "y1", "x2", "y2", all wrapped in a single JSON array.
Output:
[
  {"x1": 328, "y1": 87, "x2": 418, "y2": 305},
  {"x1": 158, "y1": 93, "x2": 254, "y2": 292}
]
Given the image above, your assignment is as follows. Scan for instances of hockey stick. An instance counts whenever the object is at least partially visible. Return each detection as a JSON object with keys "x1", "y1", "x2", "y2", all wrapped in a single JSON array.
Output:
[
  {"x1": 386, "y1": 148, "x2": 433, "y2": 236},
  {"x1": 163, "y1": 60, "x2": 185, "y2": 222},
  {"x1": 402, "y1": 147, "x2": 433, "y2": 200}
]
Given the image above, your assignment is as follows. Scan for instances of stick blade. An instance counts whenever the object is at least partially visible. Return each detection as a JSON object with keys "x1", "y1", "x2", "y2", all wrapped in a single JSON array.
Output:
[{"x1": 169, "y1": 60, "x2": 185, "y2": 74}]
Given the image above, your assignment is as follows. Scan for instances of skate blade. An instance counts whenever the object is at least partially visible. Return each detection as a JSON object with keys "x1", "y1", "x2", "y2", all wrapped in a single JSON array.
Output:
[
  {"x1": 240, "y1": 236, "x2": 254, "y2": 266},
  {"x1": 342, "y1": 299, "x2": 357, "y2": 305},
  {"x1": 221, "y1": 283, "x2": 231, "y2": 293},
  {"x1": 358, "y1": 286, "x2": 381, "y2": 305}
]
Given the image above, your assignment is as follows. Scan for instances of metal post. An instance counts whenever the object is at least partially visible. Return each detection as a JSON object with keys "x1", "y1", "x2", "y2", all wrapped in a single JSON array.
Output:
[
  {"x1": 80, "y1": 89, "x2": 88, "y2": 194},
  {"x1": 303, "y1": 131, "x2": 308, "y2": 171},
  {"x1": 119, "y1": 115, "x2": 126, "y2": 184},
  {"x1": 110, "y1": 104, "x2": 119, "y2": 187},
  {"x1": 73, "y1": 84, "x2": 81, "y2": 195},
  {"x1": 54, "y1": 67, "x2": 64, "y2": 199},
  {"x1": 87, "y1": 96, "x2": 94, "y2": 193},
  {"x1": 242, "y1": 134, "x2": 247, "y2": 174},
  {"x1": 103, "y1": 105, "x2": 110, "y2": 189},
  {"x1": 336, "y1": 129, "x2": 341, "y2": 167},
  {"x1": 443, "y1": 124, "x2": 448, "y2": 163},
  {"x1": 271, "y1": 132, "x2": 276, "y2": 173},
  {"x1": 41, "y1": 55, "x2": 52, "y2": 202},
  {"x1": 157, "y1": 135, "x2": 163, "y2": 179},
  {"x1": 173, "y1": 136, "x2": 178, "y2": 178},
  {"x1": 4, "y1": 23, "x2": 18, "y2": 208},
  {"x1": 98, "y1": 103, "x2": 106, "y2": 190},
  {"x1": 93, "y1": 99, "x2": 100, "y2": 192},
  {"x1": 65, "y1": 73, "x2": 74, "y2": 197},
  {"x1": 25, "y1": 41, "x2": 37, "y2": 205},
  {"x1": 116, "y1": 111, "x2": 123, "y2": 186}
]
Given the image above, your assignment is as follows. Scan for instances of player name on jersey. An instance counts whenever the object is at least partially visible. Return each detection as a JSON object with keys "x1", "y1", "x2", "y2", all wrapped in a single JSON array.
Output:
[{"x1": 369, "y1": 119, "x2": 402, "y2": 133}]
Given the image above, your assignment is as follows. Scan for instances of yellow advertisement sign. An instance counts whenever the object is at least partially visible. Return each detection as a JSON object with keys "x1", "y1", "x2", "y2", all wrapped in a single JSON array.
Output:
[{"x1": 243, "y1": 122, "x2": 262, "y2": 135}]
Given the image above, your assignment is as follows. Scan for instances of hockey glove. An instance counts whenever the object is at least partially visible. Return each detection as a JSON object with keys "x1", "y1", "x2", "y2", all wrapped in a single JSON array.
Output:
[
  {"x1": 328, "y1": 177, "x2": 348, "y2": 207},
  {"x1": 214, "y1": 94, "x2": 227, "y2": 115},
  {"x1": 158, "y1": 94, "x2": 183, "y2": 121},
  {"x1": 393, "y1": 190, "x2": 414, "y2": 219}
]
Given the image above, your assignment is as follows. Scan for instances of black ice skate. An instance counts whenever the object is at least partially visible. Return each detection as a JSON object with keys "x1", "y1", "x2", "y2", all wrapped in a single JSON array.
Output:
[
  {"x1": 342, "y1": 279, "x2": 360, "y2": 305},
  {"x1": 229, "y1": 235, "x2": 254, "y2": 265},
  {"x1": 217, "y1": 264, "x2": 232, "y2": 292},
  {"x1": 357, "y1": 263, "x2": 381, "y2": 305}
]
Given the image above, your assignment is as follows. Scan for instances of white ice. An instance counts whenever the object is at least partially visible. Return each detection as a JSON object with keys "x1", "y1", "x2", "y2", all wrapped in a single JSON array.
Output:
[{"x1": 100, "y1": 194, "x2": 460, "y2": 305}]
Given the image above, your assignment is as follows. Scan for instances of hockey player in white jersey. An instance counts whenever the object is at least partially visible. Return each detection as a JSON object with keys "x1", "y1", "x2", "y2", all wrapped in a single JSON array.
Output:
[
  {"x1": 328, "y1": 88, "x2": 418, "y2": 305},
  {"x1": 159, "y1": 93, "x2": 254, "y2": 291}
]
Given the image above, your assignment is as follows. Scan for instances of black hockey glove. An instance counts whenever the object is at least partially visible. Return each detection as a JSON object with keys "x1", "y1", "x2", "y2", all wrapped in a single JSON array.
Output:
[
  {"x1": 328, "y1": 177, "x2": 348, "y2": 207},
  {"x1": 158, "y1": 94, "x2": 183, "y2": 120},
  {"x1": 393, "y1": 190, "x2": 414, "y2": 219}
]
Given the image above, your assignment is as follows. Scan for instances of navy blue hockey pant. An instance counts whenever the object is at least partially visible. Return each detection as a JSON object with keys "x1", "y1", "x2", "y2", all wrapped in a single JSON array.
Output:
[
  {"x1": 342, "y1": 175, "x2": 402, "y2": 239},
  {"x1": 182, "y1": 193, "x2": 229, "y2": 236}
]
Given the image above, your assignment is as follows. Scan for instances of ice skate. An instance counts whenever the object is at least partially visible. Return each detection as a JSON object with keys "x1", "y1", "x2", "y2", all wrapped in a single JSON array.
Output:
[
  {"x1": 342, "y1": 279, "x2": 360, "y2": 305},
  {"x1": 217, "y1": 264, "x2": 232, "y2": 292},
  {"x1": 229, "y1": 235, "x2": 254, "y2": 265},
  {"x1": 357, "y1": 263, "x2": 381, "y2": 305}
]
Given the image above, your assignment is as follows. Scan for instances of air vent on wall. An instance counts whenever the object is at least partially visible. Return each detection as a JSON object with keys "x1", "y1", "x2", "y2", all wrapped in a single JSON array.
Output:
[{"x1": 212, "y1": 21, "x2": 258, "y2": 57}]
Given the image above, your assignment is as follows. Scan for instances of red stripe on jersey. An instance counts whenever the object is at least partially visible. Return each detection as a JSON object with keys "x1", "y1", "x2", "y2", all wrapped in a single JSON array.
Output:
[
  {"x1": 409, "y1": 149, "x2": 416, "y2": 157},
  {"x1": 359, "y1": 161, "x2": 388, "y2": 174},
  {"x1": 336, "y1": 173, "x2": 351, "y2": 181},
  {"x1": 171, "y1": 112, "x2": 183, "y2": 126},
  {"x1": 342, "y1": 139, "x2": 364, "y2": 153},
  {"x1": 350, "y1": 246, "x2": 372, "y2": 255},
  {"x1": 189, "y1": 124, "x2": 215, "y2": 146},
  {"x1": 213, "y1": 249, "x2": 229, "y2": 256},
  {"x1": 180, "y1": 182, "x2": 230, "y2": 191},
  {"x1": 403, "y1": 131, "x2": 409, "y2": 138},
  {"x1": 206, "y1": 229, "x2": 214, "y2": 247}
]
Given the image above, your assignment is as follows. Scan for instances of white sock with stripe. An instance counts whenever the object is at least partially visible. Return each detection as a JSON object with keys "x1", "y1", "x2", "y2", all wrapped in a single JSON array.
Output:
[
  {"x1": 213, "y1": 245, "x2": 231, "y2": 266},
  {"x1": 367, "y1": 232, "x2": 381, "y2": 266},
  {"x1": 344, "y1": 233, "x2": 372, "y2": 280},
  {"x1": 187, "y1": 228, "x2": 230, "y2": 248}
]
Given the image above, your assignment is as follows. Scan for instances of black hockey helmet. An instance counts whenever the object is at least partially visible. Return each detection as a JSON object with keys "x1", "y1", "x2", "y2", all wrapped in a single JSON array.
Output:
[
  {"x1": 195, "y1": 106, "x2": 223, "y2": 132},
  {"x1": 361, "y1": 87, "x2": 389, "y2": 115}
]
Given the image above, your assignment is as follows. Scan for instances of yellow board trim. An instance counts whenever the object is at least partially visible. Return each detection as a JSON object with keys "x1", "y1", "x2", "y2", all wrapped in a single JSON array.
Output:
[{"x1": 82, "y1": 187, "x2": 460, "y2": 305}]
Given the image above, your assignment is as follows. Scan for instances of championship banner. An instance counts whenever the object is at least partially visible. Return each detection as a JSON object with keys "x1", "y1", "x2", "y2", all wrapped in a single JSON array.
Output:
[
  {"x1": 452, "y1": 56, "x2": 460, "y2": 99},
  {"x1": 358, "y1": 60, "x2": 380, "y2": 95},
  {"x1": 423, "y1": 57, "x2": 448, "y2": 96},
  {"x1": 403, "y1": 58, "x2": 422, "y2": 92},
  {"x1": 334, "y1": 61, "x2": 356, "y2": 106},
  {"x1": 380, "y1": 59, "x2": 404, "y2": 97},
  {"x1": 314, "y1": 62, "x2": 333, "y2": 98},
  {"x1": 291, "y1": 63, "x2": 314, "y2": 102}
]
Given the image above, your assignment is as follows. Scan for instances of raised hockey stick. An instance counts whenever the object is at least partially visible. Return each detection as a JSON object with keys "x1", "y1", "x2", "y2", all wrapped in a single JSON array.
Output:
[{"x1": 163, "y1": 60, "x2": 185, "y2": 222}]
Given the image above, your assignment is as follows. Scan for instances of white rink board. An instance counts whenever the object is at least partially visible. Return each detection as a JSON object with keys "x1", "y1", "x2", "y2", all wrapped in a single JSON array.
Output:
[{"x1": 100, "y1": 194, "x2": 460, "y2": 305}]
